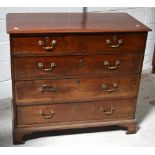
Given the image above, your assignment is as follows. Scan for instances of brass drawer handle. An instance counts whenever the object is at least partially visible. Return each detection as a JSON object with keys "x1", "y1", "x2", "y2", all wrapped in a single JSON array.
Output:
[
  {"x1": 39, "y1": 110, "x2": 55, "y2": 119},
  {"x1": 40, "y1": 84, "x2": 56, "y2": 92},
  {"x1": 104, "y1": 60, "x2": 120, "y2": 70},
  {"x1": 99, "y1": 107, "x2": 115, "y2": 115},
  {"x1": 38, "y1": 40, "x2": 57, "y2": 51},
  {"x1": 101, "y1": 83, "x2": 118, "y2": 92},
  {"x1": 106, "y1": 36, "x2": 123, "y2": 48},
  {"x1": 38, "y1": 62, "x2": 56, "y2": 71}
]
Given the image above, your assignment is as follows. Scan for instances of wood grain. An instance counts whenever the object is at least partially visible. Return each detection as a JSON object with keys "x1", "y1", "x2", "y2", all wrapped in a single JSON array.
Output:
[
  {"x1": 7, "y1": 13, "x2": 151, "y2": 34},
  {"x1": 12, "y1": 33, "x2": 147, "y2": 55},
  {"x1": 17, "y1": 98, "x2": 136, "y2": 126},
  {"x1": 14, "y1": 54, "x2": 143, "y2": 80},
  {"x1": 15, "y1": 76, "x2": 140, "y2": 104}
]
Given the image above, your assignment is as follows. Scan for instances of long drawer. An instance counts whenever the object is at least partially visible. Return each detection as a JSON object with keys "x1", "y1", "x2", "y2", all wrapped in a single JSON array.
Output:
[
  {"x1": 12, "y1": 33, "x2": 147, "y2": 55},
  {"x1": 17, "y1": 98, "x2": 136, "y2": 126},
  {"x1": 14, "y1": 54, "x2": 143, "y2": 79},
  {"x1": 15, "y1": 76, "x2": 139, "y2": 104}
]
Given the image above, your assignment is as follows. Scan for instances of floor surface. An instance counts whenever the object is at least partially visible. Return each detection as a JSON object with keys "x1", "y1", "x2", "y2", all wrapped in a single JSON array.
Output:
[{"x1": 0, "y1": 70, "x2": 155, "y2": 147}]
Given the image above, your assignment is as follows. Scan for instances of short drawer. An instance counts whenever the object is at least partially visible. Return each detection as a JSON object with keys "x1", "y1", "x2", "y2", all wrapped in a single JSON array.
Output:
[
  {"x1": 12, "y1": 33, "x2": 147, "y2": 55},
  {"x1": 15, "y1": 76, "x2": 139, "y2": 104},
  {"x1": 84, "y1": 33, "x2": 147, "y2": 53},
  {"x1": 17, "y1": 98, "x2": 136, "y2": 126},
  {"x1": 12, "y1": 34, "x2": 82, "y2": 55},
  {"x1": 14, "y1": 54, "x2": 143, "y2": 79}
]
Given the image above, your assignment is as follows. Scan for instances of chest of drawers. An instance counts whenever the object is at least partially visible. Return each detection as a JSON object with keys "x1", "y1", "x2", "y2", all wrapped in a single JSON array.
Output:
[{"x1": 6, "y1": 13, "x2": 150, "y2": 144}]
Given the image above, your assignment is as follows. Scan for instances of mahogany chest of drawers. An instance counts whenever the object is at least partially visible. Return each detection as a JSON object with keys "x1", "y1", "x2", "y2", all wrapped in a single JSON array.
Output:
[{"x1": 6, "y1": 13, "x2": 150, "y2": 144}]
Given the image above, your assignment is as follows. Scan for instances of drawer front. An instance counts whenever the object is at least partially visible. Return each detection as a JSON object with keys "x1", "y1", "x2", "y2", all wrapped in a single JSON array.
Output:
[
  {"x1": 17, "y1": 98, "x2": 136, "y2": 126},
  {"x1": 12, "y1": 33, "x2": 147, "y2": 55},
  {"x1": 12, "y1": 35, "x2": 82, "y2": 55},
  {"x1": 14, "y1": 54, "x2": 143, "y2": 79},
  {"x1": 84, "y1": 33, "x2": 147, "y2": 52},
  {"x1": 15, "y1": 76, "x2": 139, "y2": 104}
]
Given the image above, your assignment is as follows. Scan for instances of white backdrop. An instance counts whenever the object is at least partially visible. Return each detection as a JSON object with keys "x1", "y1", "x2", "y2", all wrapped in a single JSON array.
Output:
[{"x1": 0, "y1": 7, "x2": 155, "y2": 99}]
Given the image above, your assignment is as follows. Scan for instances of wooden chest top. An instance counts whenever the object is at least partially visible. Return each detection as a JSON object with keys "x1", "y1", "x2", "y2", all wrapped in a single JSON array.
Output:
[{"x1": 6, "y1": 13, "x2": 150, "y2": 34}]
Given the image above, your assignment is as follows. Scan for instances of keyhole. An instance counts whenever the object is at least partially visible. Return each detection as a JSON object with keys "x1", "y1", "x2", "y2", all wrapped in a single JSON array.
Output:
[
  {"x1": 76, "y1": 79, "x2": 80, "y2": 84},
  {"x1": 79, "y1": 59, "x2": 84, "y2": 67},
  {"x1": 76, "y1": 103, "x2": 80, "y2": 108}
]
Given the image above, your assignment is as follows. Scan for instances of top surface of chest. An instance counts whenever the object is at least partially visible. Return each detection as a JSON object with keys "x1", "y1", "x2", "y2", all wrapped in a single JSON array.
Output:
[{"x1": 6, "y1": 13, "x2": 150, "y2": 34}]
